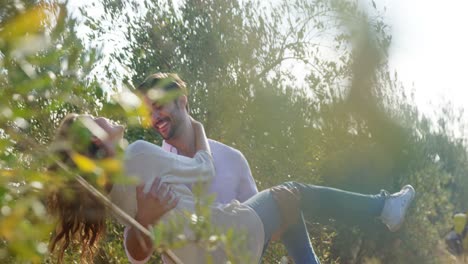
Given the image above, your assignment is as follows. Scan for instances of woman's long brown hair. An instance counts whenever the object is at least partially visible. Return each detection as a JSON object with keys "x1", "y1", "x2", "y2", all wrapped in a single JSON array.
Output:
[{"x1": 48, "y1": 113, "x2": 107, "y2": 263}]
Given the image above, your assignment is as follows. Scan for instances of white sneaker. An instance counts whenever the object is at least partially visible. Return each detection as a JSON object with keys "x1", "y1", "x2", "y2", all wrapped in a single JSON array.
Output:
[{"x1": 380, "y1": 185, "x2": 416, "y2": 232}]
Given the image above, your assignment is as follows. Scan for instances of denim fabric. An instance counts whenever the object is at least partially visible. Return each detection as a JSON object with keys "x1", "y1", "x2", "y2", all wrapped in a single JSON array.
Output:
[
  {"x1": 243, "y1": 187, "x2": 320, "y2": 263},
  {"x1": 243, "y1": 182, "x2": 386, "y2": 264}
]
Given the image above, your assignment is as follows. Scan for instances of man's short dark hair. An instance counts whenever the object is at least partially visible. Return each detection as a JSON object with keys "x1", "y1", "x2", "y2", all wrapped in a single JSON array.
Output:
[
  {"x1": 137, "y1": 73, "x2": 187, "y2": 94},
  {"x1": 137, "y1": 73, "x2": 189, "y2": 111}
]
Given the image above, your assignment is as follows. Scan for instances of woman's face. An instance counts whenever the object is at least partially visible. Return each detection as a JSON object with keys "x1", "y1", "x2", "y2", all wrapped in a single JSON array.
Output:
[
  {"x1": 93, "y1": 117, "x2": 125, "y2": 144},
  {"x1": 83, "y1": 116, "x2": 125, "y2": 156}
]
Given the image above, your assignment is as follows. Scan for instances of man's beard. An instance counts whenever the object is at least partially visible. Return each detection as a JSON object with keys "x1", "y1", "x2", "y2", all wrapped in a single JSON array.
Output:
[{"x1": 160, "y1": 121, "x2": 178, "y2": 140}]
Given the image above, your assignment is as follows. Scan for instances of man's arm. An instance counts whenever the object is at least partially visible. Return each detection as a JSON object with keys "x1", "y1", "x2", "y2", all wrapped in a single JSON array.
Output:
[
  {"x1": 235, "y1": 151, "x2": 258, "y2": 202},
  {"x1": 125, "y1": 177, "x2": 179, "y2": 263},
  {"x1": 124, "y1": 226, "x2": 152, "y2": 264}
]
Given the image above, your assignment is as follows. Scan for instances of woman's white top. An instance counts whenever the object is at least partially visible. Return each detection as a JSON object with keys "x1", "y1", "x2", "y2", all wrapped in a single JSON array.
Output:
[{"x1": 109, "y1": 140, "x2": 264, "y2": 263}]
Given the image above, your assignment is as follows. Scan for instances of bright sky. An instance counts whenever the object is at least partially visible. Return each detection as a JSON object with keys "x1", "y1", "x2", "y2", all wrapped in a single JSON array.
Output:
[{"x1": 379, "y1": 0, "x2": 468, "y2": 134}]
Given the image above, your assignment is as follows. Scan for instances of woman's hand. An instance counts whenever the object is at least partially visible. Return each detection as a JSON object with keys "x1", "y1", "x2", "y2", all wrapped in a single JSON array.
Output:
[
  {"x1": 189, "y1": 116, "x2": 203, "y2": 129},
  {"x1": 134, "y1": 177, "x2": 180, "y2": 227}
]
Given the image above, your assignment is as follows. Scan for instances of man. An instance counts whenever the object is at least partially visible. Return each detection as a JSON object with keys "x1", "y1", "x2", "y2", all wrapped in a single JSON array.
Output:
[
  {"x1": 124, "y1": 73, "x2": 258, "y2": 263},
  {"x1": 446, "y1": 212, "x2": 468, "y2": 258}
]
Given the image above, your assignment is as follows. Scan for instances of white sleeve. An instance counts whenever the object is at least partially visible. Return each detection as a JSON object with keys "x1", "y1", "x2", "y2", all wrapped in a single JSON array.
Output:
[
  {"x1": 119, "y1": 141, "x2": 215, "y2": 264},
  {"x1": 125, "y1": 141, "x2": 215, "y2": 186},
  {"x1": 165, "y1": 150, "x2": 215, "y2": 184}
]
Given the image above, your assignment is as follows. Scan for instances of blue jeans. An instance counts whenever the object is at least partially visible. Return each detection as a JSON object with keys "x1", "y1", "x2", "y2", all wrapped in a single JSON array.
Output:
[{"x1": 242, "y1": 181, "x2": 386, "y2": 264}]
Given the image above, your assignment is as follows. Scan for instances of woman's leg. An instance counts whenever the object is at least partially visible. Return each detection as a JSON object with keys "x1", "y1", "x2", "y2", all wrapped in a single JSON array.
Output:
[
  {"x1": 243, "y1": 189, "x2": 320, "y2": 264},
  {"x1": 280, "y1": 181, "x2": 385, "y2": 226},
  {"x1": 281, "y1": 213, "x2": 321, "y2": 264},
  {"x1": 276, "y1": 182, "x2": 386, "y2": 263},
  {"x1": 243, "y1": 182, "x2": 412, "y2": 263}
]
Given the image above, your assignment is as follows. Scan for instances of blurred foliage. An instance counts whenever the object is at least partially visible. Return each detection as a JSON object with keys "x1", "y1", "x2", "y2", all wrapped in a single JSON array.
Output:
[
  {"x1": 1, "y1": 0, "x2": 468, "y2": 263},
  {"x1": 0, "y1": 0, "x2": 105, "y2": 262}
]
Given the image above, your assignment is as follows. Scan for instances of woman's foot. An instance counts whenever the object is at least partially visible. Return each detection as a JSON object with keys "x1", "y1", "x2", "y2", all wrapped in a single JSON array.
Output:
[{"x1": 380, "y1": 185, "x2": 416, "y2": 232}]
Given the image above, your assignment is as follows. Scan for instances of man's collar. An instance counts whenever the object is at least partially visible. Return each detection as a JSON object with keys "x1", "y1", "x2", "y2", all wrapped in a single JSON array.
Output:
[
  {"x1": 162, "y1": 140, "x2": 214, "y2": 158},
  {"x1": 162, "y1": 140, "x2": 179, "y2": 154}
]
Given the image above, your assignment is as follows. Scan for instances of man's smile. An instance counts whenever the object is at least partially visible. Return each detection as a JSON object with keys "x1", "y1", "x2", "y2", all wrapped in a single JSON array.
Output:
[{"x1": 155, "y1": 118, "x2": 171, "y2": 134}]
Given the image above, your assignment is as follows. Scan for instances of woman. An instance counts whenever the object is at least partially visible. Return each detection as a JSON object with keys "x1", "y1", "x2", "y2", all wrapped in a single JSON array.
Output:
[
  {"x1": 48, "y1": 113, "x2": 415, "y2": 263},
  {"x1": 48, "y1": 113, "x2": 126, "y2": 263}
]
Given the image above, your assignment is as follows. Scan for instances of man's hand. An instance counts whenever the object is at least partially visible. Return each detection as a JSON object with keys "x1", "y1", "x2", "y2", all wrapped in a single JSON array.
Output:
[
  {"x1": 270, "y1": 185, "x2": 301, "y2": 240},
  {"x1": 135, "y1": 177, "x2": 180, "y2": 227}
]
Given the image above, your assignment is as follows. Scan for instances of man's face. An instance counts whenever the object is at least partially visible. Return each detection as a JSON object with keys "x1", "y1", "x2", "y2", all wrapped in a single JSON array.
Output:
[{"x1": 144, "y1": 95, "x2": 185, "y2": 140}]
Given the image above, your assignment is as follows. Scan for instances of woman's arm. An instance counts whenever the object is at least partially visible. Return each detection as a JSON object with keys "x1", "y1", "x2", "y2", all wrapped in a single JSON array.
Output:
[
  {"x1": 158, "y1": 119, "x2": 214, "y2": 184},
  {"x1": 191, "y1": 118, "x2": 211, "y2": 155}
]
